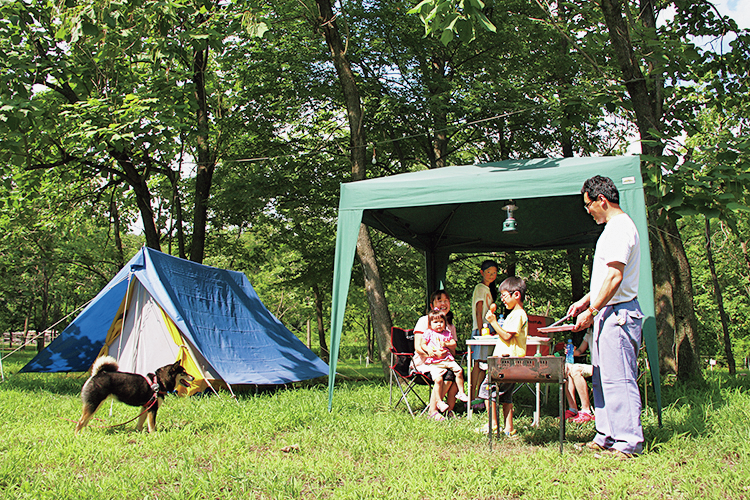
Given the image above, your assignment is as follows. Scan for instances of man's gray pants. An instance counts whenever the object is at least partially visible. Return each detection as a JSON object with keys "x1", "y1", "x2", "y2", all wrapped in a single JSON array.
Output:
[{"x1": 591, "y1": 298, "x2": 645, "y2": 454}]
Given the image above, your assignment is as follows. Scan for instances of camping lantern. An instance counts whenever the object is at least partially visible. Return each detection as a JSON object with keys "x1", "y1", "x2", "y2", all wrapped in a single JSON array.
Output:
[{"x1": 502, "y1": 202, "x2": 518, "y2": 233}]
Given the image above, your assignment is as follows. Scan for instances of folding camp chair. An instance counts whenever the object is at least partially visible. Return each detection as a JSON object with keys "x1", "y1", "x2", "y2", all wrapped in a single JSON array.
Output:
[{"x1": 388, "y1": 327, "x2": 433, "y2": 416}]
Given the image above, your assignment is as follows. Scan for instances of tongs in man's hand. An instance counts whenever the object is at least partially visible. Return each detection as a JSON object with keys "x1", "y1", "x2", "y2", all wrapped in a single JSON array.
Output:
[{"x1": 548, "y1": 314, "x2": 572, "y2": 328}]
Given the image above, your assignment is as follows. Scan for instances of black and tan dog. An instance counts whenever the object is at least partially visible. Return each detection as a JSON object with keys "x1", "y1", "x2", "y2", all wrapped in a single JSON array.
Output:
[{"x1": 75, "y1": 356, "x2": 194, "y2": 434}]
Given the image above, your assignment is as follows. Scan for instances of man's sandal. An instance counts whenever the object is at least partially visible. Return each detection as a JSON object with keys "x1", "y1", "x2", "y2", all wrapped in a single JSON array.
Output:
[{"x1": 585, "y1": 441, "x2": 606, "y2": 451}]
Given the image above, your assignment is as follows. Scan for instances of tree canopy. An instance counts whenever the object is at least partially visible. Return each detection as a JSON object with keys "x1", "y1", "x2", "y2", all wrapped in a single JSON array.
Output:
[{"x1": 2, "y1": 0, "x2": 749, "y2": 378}]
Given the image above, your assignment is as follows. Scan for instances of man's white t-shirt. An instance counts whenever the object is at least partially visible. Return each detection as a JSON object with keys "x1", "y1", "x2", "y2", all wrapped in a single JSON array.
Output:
[{"x1": 589, "y1": 212, "x2": 640, "y2": 305}]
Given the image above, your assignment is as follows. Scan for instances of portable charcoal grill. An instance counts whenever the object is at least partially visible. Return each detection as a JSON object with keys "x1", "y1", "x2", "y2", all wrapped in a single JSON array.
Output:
[{"x1": 487, "y1": 356, "x2": 566, "y2": 453}]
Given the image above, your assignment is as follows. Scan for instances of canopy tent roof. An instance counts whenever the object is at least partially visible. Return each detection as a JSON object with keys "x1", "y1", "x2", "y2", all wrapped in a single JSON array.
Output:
[
  {"x1": 22, "y1": 248, "x2": 329, "y2": 386},
  {"x1": 329, "y1": 156, "x2": 661, "y2": 421},
  {"x1": 358, "y1": 169, "x2": 602, "y2": 255}
]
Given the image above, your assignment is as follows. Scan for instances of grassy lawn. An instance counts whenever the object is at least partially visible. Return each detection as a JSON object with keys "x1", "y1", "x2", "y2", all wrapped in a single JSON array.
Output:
[{"x1": 1, "y1": 349, "x2": 749, "y2": 499}]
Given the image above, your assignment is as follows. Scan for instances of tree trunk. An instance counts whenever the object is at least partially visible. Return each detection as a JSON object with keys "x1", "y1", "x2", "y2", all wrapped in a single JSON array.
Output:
[
  {"x1": 737, "y1": 239, "x2": 750, "y2": 298},
  {"x1": 599, "y1": 0, "x2": 661, "y2": 143},
  {"x1": 355, "y1": 224, "x2": 392, "y2": 379},
  {"x1": 566, "y1": 248, "x2": 586, "y2": 303},
  {"x1": 366, "y1": 315, "x2": 374, "y2": 363},
  {"x1": 22, "y1": 316, "x2": 29, "y2": 351},
  {"x1": 110, "y1": 149, "x2": 161, "y2": 250},
  {"x1": 427, "y1": 53, "x2": 449, "y2": 169},
  {"x1": 175, "y1": 186, "x2": 186, "y2": 260},
  {"x1": 561, "y1": 110, "x2": 585, "y2": 303},
  {"x1": 110, "y1": 195, "x2": 125, "y2": 268},
  {"x1": 505, "y1": 251, "x2": 517, "y2": 280},
  {"x1": 166, "y1": 166, "x2": 187, "y2": 259},
  {"x1": 190, "y1": 40, "x2": 215, "y2": 264},
  {"x1": 650, "y1": 210, "x2": 701, "y2": 379},
  {"x1": 705, "y1": 217, "x2": 736, "y2": 374},
  {"x1": 37, "y1": 272, "x2": 49, "y2": 352},
  {"x1": 495, "y1": 117, "x2": 512, "y2": 161},
  {"x1": 317, "y1": 0, "x2": 392, "y2": 379},
  {"x1": 312, "y1": 282, "x2": 329, "y2": 362},
  {"x1": 599, "y1": 0, "x2": 702, "y2": 381},
  {"x1": 741, "y1": 240, "x2": 750, "y2": 275}
]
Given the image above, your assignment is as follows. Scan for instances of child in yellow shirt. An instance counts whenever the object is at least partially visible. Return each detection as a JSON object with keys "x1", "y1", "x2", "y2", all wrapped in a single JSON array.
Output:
[{"x1": 477, "y1": 276, "x2": 528, "y2": 436}]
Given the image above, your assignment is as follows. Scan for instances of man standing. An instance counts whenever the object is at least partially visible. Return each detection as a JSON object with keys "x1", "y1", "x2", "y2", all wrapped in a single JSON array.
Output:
[{"x1": 567, "y1": 175, "x2": 644, "y2": 458}]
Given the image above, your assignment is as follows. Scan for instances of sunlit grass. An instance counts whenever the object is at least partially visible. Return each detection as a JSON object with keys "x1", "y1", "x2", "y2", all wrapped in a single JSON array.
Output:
[{"x1": 2, "y1": 350, "x2": 750, "y2": 499}]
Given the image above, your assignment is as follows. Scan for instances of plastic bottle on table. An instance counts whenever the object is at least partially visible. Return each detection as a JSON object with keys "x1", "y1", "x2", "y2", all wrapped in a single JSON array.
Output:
[
  {"x1": 565, "y1": 339, "x2": 575, "y2": 364},
  {"x1": 481, "y1": 323, "x2": 490, "y2": 336}
]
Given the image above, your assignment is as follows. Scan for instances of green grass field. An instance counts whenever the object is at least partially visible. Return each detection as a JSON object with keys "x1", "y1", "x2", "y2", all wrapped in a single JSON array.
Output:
[{"x1": 1, "y1": 350, "x2": 749, "y2": 499}]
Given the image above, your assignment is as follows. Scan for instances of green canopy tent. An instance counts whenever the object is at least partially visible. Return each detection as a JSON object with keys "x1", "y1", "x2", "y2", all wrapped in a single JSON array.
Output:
[{"x1": 328, "y1": 155, "x2": 661, "y2": 423}]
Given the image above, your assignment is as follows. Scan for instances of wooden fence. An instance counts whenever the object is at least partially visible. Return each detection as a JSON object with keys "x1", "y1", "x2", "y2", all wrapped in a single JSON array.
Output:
[{"x1": 1, "y1": 330, "x2": 57, "y2": 351}]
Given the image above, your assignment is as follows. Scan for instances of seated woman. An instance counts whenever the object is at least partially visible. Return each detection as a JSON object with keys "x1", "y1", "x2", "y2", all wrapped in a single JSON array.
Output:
[
  {"x1": 565, "y1": 330, "x2": 595, "y2": 423},
  {"x1": 412, "y1": 289, "x2": 460, "y2": 420}
]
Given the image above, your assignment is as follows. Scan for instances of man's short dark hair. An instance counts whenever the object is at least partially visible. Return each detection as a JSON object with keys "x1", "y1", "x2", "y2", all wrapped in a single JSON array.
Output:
[
  {"x1": 581, "y1": 175, "x2": 620, "y2": 205},
  {"x1": 498, "y1": 276, "x2": 526, "y2": 302}
]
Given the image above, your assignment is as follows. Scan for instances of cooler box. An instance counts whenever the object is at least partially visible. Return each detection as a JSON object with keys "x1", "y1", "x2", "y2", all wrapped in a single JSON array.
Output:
[{"x1": 526, "y1": 315, "x2": 553, "y2": 356}]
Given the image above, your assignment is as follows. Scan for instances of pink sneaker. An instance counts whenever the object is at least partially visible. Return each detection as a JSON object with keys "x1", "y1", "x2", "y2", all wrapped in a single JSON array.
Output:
[
  {"x1": 456, "y1": 392, "x2": 470, "y2": 403},
  {"x1": 572, "y1": 411, "x2": 594, "y2": 423},
  {"x1": 436, "y1": 400, "x2": 449, "y2": 413}
]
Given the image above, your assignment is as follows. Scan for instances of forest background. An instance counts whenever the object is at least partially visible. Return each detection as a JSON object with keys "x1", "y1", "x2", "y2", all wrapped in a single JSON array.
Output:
[{"x1": 1, "y1": 0, "x2": 750, "y2": 384}]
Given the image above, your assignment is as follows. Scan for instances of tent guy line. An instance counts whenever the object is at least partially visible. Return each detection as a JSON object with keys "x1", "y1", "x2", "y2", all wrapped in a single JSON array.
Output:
[
  {"x1": 174, "y1": 104, "x2": 553, "y2": 167},
  {"x1": 0, "y1": 286, "x2": 113, "y2": 363}
]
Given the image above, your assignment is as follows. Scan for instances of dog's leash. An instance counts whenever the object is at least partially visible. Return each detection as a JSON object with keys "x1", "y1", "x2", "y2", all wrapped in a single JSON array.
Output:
[
  {"x1": 65, "y1": 392, "x2": 162, "y2": 430},
  {"x1": 97, "y1": 396, "x2": 161, "y2": 430}
]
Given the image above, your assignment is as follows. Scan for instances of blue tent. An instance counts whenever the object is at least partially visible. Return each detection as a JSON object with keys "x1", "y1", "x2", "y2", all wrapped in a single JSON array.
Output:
[{"x1": 21, "y1": 248, "x2": 328, "y2": 392}]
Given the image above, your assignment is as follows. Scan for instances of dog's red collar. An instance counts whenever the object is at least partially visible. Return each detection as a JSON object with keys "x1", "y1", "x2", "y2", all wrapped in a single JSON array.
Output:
[{"x1": 143, "y1": 374, "x2": 167, "y2": 397}]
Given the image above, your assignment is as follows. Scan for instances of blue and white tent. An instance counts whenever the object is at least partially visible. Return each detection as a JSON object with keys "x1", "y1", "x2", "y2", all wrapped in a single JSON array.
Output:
[{"x1": 21, "y1": 248, "x2": 328, "y2": 394}]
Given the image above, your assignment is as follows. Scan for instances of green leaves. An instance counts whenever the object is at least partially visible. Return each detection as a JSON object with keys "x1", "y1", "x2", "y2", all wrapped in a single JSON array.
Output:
[
  {"x1": 408, "y1": 0, "x2": 495, "y2": 44},
  {"x1": 241, "y1": 10, "x2": 269, "y2": 38},
  {"x1": 647, "y1": 110, "x2": 750, "y2": 228}
]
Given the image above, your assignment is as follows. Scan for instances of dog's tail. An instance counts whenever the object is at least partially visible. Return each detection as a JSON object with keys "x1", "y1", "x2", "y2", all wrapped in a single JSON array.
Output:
[{"x1": 91, "y1": 355, "x2": 119, "y2": 376}]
